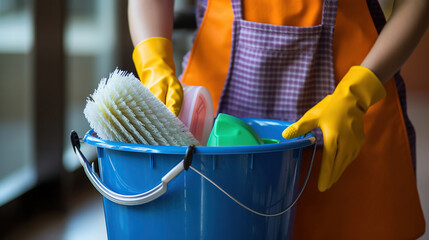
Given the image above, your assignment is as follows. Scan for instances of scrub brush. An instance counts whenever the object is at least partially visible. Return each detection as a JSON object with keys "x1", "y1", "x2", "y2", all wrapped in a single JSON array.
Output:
[{"x1": 83, "y1": 69, "x2": 199, "y2": 146}]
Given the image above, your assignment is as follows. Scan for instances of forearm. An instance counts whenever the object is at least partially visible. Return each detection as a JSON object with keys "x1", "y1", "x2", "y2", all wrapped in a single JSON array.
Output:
[
  {"x1": 128, "y1": 0, "x2": 175, "y2": 46},
  {"x1": 361, "y1": 0, "x2": 429, "y2": 83}
]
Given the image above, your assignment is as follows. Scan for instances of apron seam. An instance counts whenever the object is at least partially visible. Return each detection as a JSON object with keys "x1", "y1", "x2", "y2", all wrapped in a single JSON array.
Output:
[
  {"x1": 235, "y1": 45, "x2": 318, "y2": 54},
  {"x1": 236, "y1": 21, "x2": 324, "y2": 33}
]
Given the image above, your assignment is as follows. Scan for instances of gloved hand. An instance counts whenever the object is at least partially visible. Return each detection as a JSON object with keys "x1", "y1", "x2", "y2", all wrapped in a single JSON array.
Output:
[
  {"x1": 282, "y1": 66, "x2": 386, "y2": 192},
  {"x1": 133, "y1": 37, "x2": 183, "y2": 116}
]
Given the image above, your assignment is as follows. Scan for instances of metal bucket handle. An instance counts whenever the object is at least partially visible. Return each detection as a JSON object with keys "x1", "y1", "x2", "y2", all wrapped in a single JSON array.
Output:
[
  {"x1": 70, "y1": 131, "x2": 316, "y2": 215},
  {"x1": 71, "y1": 131, "x2": 186, "y2": 206},
  {"x1": 189, "y1": 142, "x2": 316, "y2": 217}
]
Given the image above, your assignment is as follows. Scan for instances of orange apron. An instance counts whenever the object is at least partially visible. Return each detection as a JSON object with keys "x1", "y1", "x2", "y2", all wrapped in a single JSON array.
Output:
[{"x1": 181, "y1": 0, "x2": 425, "y2": 238}]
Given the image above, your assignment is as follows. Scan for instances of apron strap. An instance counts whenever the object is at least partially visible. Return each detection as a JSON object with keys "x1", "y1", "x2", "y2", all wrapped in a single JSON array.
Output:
[
  {"x1": 230, "y1": 0, "x2": 338, "y2": 27},
  {"x1": 230, "y1": 0, "x2": 243, "y2": 20},
  {"x1": 321, "y1": 0, "x2": 338, "y2": 27}
]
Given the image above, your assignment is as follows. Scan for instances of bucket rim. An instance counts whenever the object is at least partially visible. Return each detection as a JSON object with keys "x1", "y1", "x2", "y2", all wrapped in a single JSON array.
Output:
[{"x1": 83, "y1": 117, "x2": 316, "y2": 155}]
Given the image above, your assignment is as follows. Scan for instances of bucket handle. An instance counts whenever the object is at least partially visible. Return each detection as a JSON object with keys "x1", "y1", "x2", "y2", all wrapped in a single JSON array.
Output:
[
  {"x1": 70, "y1": 131, "x2": 187, "y2": 206},
  {"x1": 188, "y1": 141, "x2": 316, "y2": 217}
]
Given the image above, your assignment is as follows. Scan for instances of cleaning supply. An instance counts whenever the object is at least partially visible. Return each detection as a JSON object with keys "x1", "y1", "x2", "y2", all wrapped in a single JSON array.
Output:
[
  {"x1": 132, "y1": 37, "x2": 183, "y2": 116},
  {"x1": 71, "y1": 117, "x2": 316, "y2": 240},
  {"x1": 207, "y1": 113, "x2": 276, "y2": 147},
  {"x1": 178, "y1": 84, "x2": 214, "y2": 146},
  {"x1": 83, "y1": 69, "x2": 199, "y2": 146}
]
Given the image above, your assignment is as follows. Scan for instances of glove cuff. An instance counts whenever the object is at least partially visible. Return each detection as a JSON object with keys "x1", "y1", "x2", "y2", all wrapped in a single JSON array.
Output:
[
  {"x1": 132, "y1": 37, "x2": 176, "y2": 78},
  {"x1": 336, "y1": 66, "x2": 387, "y2": 111}
]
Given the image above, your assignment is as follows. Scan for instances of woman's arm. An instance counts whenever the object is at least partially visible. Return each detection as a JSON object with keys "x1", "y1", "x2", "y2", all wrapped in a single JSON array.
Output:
[
  {"x1": 128, "y1": 0, "x2": 183, "y2": 116},
  {"x1": 128, "y1": 0, "x2": 175, "y2": 46},
  {"x1": 361, "y1": 0, "x2": 429, "y2": 83}
]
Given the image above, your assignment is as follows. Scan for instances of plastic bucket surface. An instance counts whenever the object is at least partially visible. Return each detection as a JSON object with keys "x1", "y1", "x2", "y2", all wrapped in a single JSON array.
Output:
[{"x1": 81, "y1": 117, "x2": 315, "y2": 240}]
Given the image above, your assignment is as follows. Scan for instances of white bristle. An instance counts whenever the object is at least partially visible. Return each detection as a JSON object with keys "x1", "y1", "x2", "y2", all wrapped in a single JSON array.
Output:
[{"x1": 83, "y1": 68, "x2": 199, "y2": 146}]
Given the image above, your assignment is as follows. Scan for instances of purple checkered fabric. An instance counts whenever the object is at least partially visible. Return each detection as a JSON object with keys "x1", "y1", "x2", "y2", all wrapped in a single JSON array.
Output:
[
  {"x1": 366, "y1": 0, "x2": 417, "y2": 171},
  {"x1": 217, "y1": 0, "x2": 337, "y2": 144}
]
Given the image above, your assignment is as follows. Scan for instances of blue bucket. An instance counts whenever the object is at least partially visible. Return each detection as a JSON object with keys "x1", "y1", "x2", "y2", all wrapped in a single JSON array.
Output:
[{"x1": 71, "y1": 117, "x2": 316, "y2": 240}]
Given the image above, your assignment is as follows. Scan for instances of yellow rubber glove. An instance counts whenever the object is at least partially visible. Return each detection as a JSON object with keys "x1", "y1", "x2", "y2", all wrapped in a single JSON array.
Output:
[
  {"x1": 133, "y1": 37, "x2": 183, "y2": 116},
  {"x1": 282, "y1": 66, "x2": 386, "y2": 192}
]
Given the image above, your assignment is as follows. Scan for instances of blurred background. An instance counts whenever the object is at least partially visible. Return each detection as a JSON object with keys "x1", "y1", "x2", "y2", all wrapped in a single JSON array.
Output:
[{"x1": 0, "y1": 0, "x2": 428, "y2": 239}]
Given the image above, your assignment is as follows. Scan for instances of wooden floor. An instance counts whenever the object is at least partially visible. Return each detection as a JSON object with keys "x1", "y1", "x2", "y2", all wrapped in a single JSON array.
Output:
[{"x1": 3, "y1": 186, "x2": 107, "y2": 240}]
